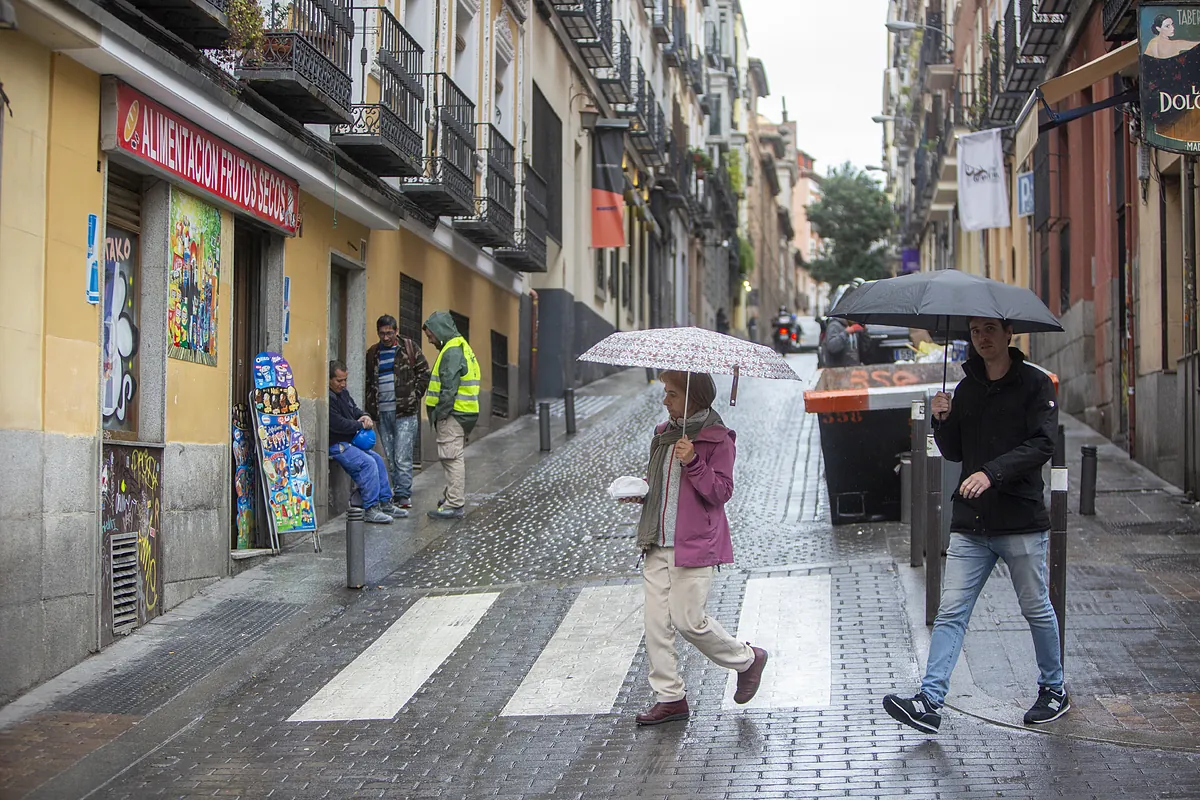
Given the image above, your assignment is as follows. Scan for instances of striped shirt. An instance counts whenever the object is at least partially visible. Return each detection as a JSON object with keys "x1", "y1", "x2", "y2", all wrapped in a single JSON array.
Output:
[{"x1": 377, "y1": 346, "x2": 398, "y2": 414}]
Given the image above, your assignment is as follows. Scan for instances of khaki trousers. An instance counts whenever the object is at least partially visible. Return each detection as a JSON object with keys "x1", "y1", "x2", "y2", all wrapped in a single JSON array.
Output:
[
  {"x1": 642, "y1": 546, "x2": 754, "y2": 703},
  {"x1": 435, "y1": 416, "x2": 466, "y2": 509}
]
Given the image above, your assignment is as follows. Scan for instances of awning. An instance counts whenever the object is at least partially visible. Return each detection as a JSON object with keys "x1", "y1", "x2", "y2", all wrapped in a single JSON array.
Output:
[{"x1": 1015, "y1": 40, "x2": 1139, "y2": 165}]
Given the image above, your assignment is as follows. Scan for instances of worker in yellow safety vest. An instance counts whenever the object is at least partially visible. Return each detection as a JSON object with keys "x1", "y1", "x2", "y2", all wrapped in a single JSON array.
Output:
[{"x1": 422, "y1": 311, "x2": 480, "y2": 519}]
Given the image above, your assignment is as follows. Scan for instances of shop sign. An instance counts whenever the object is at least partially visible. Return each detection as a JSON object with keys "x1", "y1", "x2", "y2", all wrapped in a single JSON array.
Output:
[
  {"x1": 1139, "y1": 2, "x2": 1200, "y2": 154},
  {"x1": 109, "y1": 82, "x2": 299, "y2": 235}
]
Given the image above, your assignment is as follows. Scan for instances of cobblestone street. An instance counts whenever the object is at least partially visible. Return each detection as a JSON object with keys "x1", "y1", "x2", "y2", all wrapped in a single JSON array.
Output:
[{"x1": 5, "y1": 357, "x2": 1200, "y2": 799}]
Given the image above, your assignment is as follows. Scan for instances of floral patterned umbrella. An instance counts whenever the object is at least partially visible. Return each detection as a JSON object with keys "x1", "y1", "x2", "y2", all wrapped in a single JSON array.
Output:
[{"x1": 578, "y1": 327, "x2": 801, "y2": 406}]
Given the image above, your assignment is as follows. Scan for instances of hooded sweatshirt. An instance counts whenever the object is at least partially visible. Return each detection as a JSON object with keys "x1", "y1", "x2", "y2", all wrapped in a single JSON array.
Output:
[{"x1": 423, "y1": 311, "x2": 479, "y2": 436}]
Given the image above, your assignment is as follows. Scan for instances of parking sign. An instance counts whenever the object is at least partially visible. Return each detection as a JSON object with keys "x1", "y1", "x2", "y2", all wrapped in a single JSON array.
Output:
[{"x1": 1017, "y1": 171, "x2": 1035, "y2": 218}]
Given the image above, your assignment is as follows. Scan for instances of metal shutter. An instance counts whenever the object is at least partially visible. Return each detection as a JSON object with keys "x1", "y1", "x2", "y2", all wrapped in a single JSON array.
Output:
[{"x1": 107, "y1": 162, "x2": 142, "y2": 233}]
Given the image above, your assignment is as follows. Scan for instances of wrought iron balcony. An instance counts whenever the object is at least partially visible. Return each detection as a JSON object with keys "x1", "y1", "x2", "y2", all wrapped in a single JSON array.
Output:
[
  {"x1": 650, "y1": 0, "x2": 670, "y2": 44},
  {"x1": 495, "y1": 164, "x2": 549, "y2": 273},
  {"x1": 631, "y1": 96, "x2": 667, "y2": 167},
  {"x1": 688, "y1": 39, "x2": 705, "y2": 94},
  {"x1": 401, "y1": 73, "x2": 476, "y2": 218},
  {"x1": 1001, "y1": 0, "x2": 1046, "y2": 108},
  {"x1": 1103, "y1": 0, "x2": 1137, "y2": 42},
  {"x1": 664, "y1": 2, "x2": 686, "y2": 66},
  {"x1": 126, "y1": 0, "x2": 229, "y2": 48},
  {"x1": 619, "y1": 58, "x2": 648, "y2": 131},
  {"x1": 238, "y1": 0, "x2": 354, "y2": 124},
  {"x1": 454, "y1": 124, "x2": 517, "y2": 248},
  {"x1": 711, "y1": 162, "x2": 737, "y2": 230},
  {"x1": 331, "y1": 8, "x2": 423, "y2": 178},
  {"x1": 704, "y1": 21, "x2": 724, "y2": 68},
  {"x1": 551, "y1": 0, "x2": 613, "y2": 69},
  {"x1": 948, "y1": 72, "x2": 982, "y2": 131},
  {"x1": 595, "y1": 20, "x2": 633, "y2": 105},
  {"x1": 1019, "y1": 0, "x2": 1067, "y2": 58}
]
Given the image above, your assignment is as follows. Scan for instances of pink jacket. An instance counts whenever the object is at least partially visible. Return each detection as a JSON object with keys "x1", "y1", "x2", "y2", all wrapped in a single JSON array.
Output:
[{"x1": 655, "y1": 420, "x2": 737, "y2": 567}]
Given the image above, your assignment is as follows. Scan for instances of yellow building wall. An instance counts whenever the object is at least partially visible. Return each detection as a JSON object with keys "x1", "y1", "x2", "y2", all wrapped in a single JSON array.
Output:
[
  {"x1": 165, "y1": 208, "x2": 234, "y2": 444},
  {"x1": 282, "y1": 192, "x2": 370, "y2": 400},
  {"x1": 0, "y1": 34, "x2": 51, "y2": 432}
]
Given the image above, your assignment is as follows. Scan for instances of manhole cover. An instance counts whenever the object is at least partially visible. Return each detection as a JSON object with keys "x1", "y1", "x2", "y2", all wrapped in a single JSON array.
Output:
[
  {"x1": 1101, "y1": 520, "x2": 1200, "y2": 536},
  {"x1": 1128, "y1": 554, "x2": 1200, "y2": 573}
]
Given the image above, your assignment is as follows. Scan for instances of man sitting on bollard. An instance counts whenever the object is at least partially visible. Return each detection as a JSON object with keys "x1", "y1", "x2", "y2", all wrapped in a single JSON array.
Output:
[
  {"x1": 329, "y1": 360, "x2": 404, "y2": 524},
  {"x1": 882, "y1": 316, "x2": 1068, "y2": 734}
]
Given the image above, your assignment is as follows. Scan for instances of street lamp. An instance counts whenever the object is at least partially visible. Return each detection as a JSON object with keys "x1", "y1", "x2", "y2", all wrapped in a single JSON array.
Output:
[
  {"x1": 885, "y1": 19, "x2": 954, "y2": 45},
  {"x1": 872, "y1": 115, "x2": 915, "y2": 126}
]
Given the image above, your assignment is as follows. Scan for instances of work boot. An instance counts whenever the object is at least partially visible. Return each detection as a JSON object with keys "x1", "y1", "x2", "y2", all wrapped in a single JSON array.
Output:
[
  {"x1": 363, "y1": 506, "x2": 393, "y2": 524},
  {"x1": 733, "y1": 646, "x2": 769, "y2": 704},
  {"x1": 635, "y1": 697, "x2": 689, "y2": 726},
  {"x1": 427, "y1": 506, "x2": 464, "y2": 520}
]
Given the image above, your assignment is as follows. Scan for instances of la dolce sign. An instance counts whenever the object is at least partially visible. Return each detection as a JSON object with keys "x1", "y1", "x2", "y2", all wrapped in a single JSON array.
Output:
[{"x1": 111, "y1": 83, "x2": 299, "y2": 235}]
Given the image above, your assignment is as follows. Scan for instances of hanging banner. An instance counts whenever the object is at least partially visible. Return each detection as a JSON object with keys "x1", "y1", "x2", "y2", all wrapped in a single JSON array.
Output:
[
  {"x1": 168, "y1": 188, "x2": 222, "y2": 366},
  {"x1": 1139, "y1": 2, "x2": 1200, "y2": 154},
  {"x1": 251, "y1": 352, "x2": 317, "y2": 543},
  {"x1": 957, "y1": 129, "x2": 1011, "y2": 232},
  {"x1": 591, "y1": 127, "x2": 626, "y2": 249}
]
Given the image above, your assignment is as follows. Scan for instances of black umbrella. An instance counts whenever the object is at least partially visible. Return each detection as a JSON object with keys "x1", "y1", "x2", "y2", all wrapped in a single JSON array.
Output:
[{"x1": 829, "y1": 269, "x2": 1064, "y2": 389}]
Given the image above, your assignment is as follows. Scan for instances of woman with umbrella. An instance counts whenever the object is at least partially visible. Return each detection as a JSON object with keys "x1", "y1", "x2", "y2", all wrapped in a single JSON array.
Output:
[{"x1": 621, "y1": 369, "x2": 769, "y2": 725}]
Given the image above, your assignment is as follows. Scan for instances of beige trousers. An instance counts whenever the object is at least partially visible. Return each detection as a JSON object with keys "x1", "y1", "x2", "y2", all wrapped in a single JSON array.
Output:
[
  {"x1": 642, "y1": 546, "x2": 755, "y2": 703},
  {"x1": 435, "y1": 416, "x2": 466, "y2": 509}
]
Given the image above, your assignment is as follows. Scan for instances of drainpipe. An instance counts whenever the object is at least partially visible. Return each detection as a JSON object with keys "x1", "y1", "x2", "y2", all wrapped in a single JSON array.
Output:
[
  {"x1": 1184, "y1": 157, "x2": 1197, "y2": 499},
  {"x1": 529, "y1": 289, "x2": 539, "y2": 414}
]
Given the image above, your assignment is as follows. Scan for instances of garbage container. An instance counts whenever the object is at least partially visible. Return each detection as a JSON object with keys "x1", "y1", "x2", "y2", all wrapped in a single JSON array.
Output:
[{"x1": 804, "y1": 362, "x2": 965, "y2": 526}]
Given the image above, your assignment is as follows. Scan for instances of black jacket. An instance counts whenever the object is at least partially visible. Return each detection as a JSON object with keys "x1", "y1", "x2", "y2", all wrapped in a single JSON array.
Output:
[
  {"x1": 821, "y1": 318, "x2": 861, "y2": 367},
  {"x1": 933, "y1": 348, "x2": 1058, "y2": 536},
  {"x1": 329, "y1": 388, "x2": 366, "y2": 446}
]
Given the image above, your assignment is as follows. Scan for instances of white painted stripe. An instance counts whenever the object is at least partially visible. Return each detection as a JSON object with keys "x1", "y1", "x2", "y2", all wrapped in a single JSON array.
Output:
[
  {"x1": 723, "y1": 576, "x2": 832, "y2": 709},
  {"x1": 501, "y1": 585, "x2": 644, "y2": 716},
  {"x1": 288, "y1": 592, "x2": 500, "y2": 722}
]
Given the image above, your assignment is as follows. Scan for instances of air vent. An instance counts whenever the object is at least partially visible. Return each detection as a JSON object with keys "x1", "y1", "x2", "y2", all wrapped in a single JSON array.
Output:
[{"x1": 111, "y1": 531, "x2": 140, "y2": 633}]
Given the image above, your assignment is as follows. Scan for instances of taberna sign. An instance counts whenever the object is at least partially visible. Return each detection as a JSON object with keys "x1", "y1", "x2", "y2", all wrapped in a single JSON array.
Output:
[
  {"x1": 99, "y1": 79, "x2": 300, "y2": 236},
  {"x1": 1139, "y1": 2, "x2": 1200, "y2": 154}
]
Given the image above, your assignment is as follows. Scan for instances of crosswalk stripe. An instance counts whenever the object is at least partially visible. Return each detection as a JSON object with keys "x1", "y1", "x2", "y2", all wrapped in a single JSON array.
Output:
[
  {"x1": 722, "y1": 575, "x2": 832, "y2": 709},
  {"x1": 288, "y1": 592, "x2": 500, "y2": 722},
  {"x1": 501, "y1": 585, "x2": 644, "y2": 716}
]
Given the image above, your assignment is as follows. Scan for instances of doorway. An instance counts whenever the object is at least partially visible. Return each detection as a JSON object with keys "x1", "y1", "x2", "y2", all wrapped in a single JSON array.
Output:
[{"x1": 231, "y1": 224, "x2": 267, "y2": 550}]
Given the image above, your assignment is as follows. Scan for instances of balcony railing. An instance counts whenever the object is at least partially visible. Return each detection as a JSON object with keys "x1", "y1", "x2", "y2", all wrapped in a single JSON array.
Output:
[
  {"x1": 619, "y1": 57, "x2": 648, "y2": 131},
  {"x1": 454, "y1": 124, "x2": 517, "y2": 247},
  {"x1": 1019, "y1": 0, "x2": 1067, "y2": 58},
  {"x1": 238, "y1": 0, "x2": 355, "y2": 124},
  {"x1": 688, "y1": 39, "x2": 705, "y2": 94},
  {"x1": 948, "y1": 72, "x2": 982, "y2": 130},
  {"x1": 331, "y1": 8, "x2": 423, "y2": 178},
  {"x1": 401, "y1": 73, "x2": 476, "y2": 218},
  {"x1": 664, "y1": 2, "x2": 686, "y2": 66},
  {"x1": 495, "y1": 163, "x2": 549, "y2": 273},
  {"x1": 631, "y1": 94, "x2": 667, "y2": 167},
  {"x1": 650, "y1": 0, "x2": 670, "y2": 44},
  {"x1": 704, "y1": 21, "x2": 724, "y2": 68},
  {"x1": 551, "y1": 0, "x2": 613, "y2": 69},
  {"x1": 1002, "y1": 0, "x2": 1046, "y2": 101},
  {"x1": 711, "y1": 162, "x2": 737, "y2": 230},
  {"x1": 1103, "y1": 0, "x2": 1137, "y2": 42},
  {"x1": 127, "y1": 0, "x2": 229, "y2": 48},
  {"x1": 595, "y1": 20, "x2": 633, "y2": 105}
]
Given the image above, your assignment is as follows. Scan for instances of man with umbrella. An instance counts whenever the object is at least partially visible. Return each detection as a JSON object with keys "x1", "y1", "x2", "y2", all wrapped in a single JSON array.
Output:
[{"x1": 882, "y1": 316, "x2": 1069, "y2": 734}]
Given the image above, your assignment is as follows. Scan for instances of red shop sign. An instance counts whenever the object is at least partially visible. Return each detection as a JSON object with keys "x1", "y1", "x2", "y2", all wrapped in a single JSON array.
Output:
[{"x1": 112, "y1": 83, "x2": 299, "y2": 235}]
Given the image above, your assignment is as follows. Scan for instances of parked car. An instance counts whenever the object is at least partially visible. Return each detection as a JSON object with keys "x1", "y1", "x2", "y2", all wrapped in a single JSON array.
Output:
[{"x1": 818, "y1": 281, "x2": 914, "y2": 366}]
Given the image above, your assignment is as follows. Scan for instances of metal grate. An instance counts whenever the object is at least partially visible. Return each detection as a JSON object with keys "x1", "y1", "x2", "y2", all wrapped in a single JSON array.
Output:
[
  {"x1": 1128, "y1": 554, "x2": 1200, "y2": 574},
  {"x1": 399, "y1": 273, "x2": 423, "y2": 464},
  {"x1": 491, "y1": 330, "x2": 509, "y2": 419},
  {"x1": 110, "y1": 531, "x2": 139, "y2": 633},
  {"x1": 1102, "y1": 520, "x2": 1200, "y2": 536}
]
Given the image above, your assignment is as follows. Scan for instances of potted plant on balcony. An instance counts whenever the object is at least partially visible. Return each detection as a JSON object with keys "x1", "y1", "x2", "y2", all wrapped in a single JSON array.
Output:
[{"x1": 689, "y1": 147, "x2": 713, "y2": 177}]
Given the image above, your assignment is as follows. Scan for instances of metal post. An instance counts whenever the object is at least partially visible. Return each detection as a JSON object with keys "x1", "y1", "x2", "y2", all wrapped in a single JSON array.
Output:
[
  {"x1": 910, "y1": 399, "x2": 927, "y2": 568},
  {"x1": 564, "y1": 388, "x2": 577, "y2": 435},
  {"x1": 899, "y1": 453, "x2": 912, "y2": 525},
  {"x1": 539, "y1": 401, "x2": 552, "y2": 451},
  {"x1": 346, "y1": 506, "x2": 365, "y2": 590},
  {"x1": 1049, "y1": 424, "x2": 1068, "y2": 665},
  {"x1": 1079, "y1": 445, "x2": 1098, "y2": 516},
  {"x1": 924, "y1": 429, "x2": 943, "y2": 626}
]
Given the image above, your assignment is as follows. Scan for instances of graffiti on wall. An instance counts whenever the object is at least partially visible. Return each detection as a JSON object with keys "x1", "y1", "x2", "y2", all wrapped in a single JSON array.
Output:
[
  {"x1": 232, "y1": 403, "x2": 258, "y2": 549},
  {"x1": 102, "y1": 227, "x2": 140, "y2": 437},
  {"x1": 168, "y1": 188, "x2": 221, "y2": 366},
  {"x1": 101, "y1": 443, "x2": 163, "y2": 639}
]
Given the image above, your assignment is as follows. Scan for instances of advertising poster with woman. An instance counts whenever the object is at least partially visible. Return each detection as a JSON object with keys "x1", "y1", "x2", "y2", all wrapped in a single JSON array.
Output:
[
  {"x1": 1140, "y1": 3, "x2": 1200, "y2": 153},
  {"x1": 168, "y1": 188, "x2": 222, "y2": 365}
]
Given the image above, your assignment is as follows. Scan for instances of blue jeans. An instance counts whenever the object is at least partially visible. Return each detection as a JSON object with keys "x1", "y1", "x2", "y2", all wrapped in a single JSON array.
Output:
[
  {"x1": 921, "y1": 531, "x2": 1063, "y2": 706},
  {"x1": 377, "y1": 411, "x2": 418, "y2": 501},
  {"x1": 329, "y1": 442, "x2": 393, "y2": 510}
]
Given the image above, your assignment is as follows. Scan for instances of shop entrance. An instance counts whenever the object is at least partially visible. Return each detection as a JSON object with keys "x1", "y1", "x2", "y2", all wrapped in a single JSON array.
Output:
[{"x1": 231, "y1": 223, "x2": 268, "y2": 550}]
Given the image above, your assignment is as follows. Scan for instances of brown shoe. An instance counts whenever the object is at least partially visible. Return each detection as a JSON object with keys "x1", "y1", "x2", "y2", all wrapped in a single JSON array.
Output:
[
  {"x1": 734, "y1": 646, "x2": 769, "y2": 704},
  {"x1": 635, "y1": 697, "x2": 690, "y2": 726}
]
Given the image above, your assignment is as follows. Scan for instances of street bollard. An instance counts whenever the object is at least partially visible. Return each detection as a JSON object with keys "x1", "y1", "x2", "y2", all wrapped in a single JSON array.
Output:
[
  {"x1": 1079, "y1": 445, "x2": 1098, "y2": 516},
  {"x1": 564, "y1": 388, "x2": 577, "y2": 435},
  {"x1": 924, "y1": 429, "x2": 943, "y2": 627},
  {"x1": 1049, "y1": 424, "x2": 1068, "y2": 665},
  {"x1": 346, "y1": 506, "x2": 365, "y2": 590},
  {"x1": 539, "y1": 401, "x2": 552, "y2": 451},
  {"x1": 899, "y1": 453, "x2": 912, "y2": 526},
  {"x1": 910, "y1": 400, "x2": 927, "y2": 568}
]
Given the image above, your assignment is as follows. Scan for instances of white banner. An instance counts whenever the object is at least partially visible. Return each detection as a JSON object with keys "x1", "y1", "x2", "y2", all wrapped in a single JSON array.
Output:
[{"x1": 957, "y1": 129, "x2": 1011, "y2": 232}]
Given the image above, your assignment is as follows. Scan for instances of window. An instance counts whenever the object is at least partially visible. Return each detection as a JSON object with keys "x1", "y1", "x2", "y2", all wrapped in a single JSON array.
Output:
[
  {"x1": 1058, "y1": 222, "x2": 1070, "y2": 314},
  {"x1": 709, "y1": 93, "x2": 723, "y2": 137},
  {"x1": 449, "y1": 310, "x2": 470, "y2": 344},
  {"x1": 622, "y1": 261, "x2": 632, "y2": 309},
  {"x1": 532, "y1": 84, "x2": 563, "y2": 242},
  {"x1": 596, "y1": 248, "x2": 607, "y2": 295},
  {"x1": 329, "y1": 268, "x2": 349, "y2": 364},
  {"x1": 399, "y1": 273, "x2": 424, "y2": 345},
  {"x1": 490, "y1": 331, "x2": 509, "y2": 418}
]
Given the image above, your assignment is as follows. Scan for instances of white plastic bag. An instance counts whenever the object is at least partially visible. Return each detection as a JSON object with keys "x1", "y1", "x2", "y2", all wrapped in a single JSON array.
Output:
[{"x1": 607, "y1": 476, "x2": 649, "y2": 500}]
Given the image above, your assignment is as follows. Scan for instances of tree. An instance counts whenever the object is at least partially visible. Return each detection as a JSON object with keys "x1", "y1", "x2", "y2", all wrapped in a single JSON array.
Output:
[{"x1": 805, "y1": 163, "x2": 894, "y2": 288}]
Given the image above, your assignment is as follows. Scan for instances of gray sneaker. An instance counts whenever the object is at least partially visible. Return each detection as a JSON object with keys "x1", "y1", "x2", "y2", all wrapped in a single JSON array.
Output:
[
  {"x1": 363, "y1": 506, "x2": 394, "y2": 524},
  {"x1": 379, "y1": 501, "x2": 409, "y2": 518}
]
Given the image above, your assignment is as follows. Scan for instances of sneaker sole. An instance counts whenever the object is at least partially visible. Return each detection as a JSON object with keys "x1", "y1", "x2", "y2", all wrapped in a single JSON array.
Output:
[
  {"x1": 635, "y1": 712, "x2": 690, "y2": 726},
  {"x1": 883, "y1": 695, "x2": 940, "y2": 734},
  {"x1": 1025, "y1": 697, "x2": 1071, "y2": 725}
]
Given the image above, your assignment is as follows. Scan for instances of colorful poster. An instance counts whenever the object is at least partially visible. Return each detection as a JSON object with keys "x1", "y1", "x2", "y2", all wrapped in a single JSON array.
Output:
[
  {"x1": 168, "y1": 188, "x2": 222, "y2": 366},
  {"x1": 251, "y1": 352, "x2": 317, "y2": 540},
  {"x1": 1139, "y1": 3, "x2": 1200, "y2": 154},
  {"x1": 100, "y1": 443, "x2": 163, "y2": 644},
  {"x1": 102, "y1": 226, "x2": 141, "y2": 438},
  {"x1": 232, "y1": 403, "x2": 258, "y2": 550}
]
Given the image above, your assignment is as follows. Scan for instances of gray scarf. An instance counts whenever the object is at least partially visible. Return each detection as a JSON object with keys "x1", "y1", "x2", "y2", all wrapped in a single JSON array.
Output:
[{"x1": 637, "y1": 409, "x2": 725, "y2": 550}]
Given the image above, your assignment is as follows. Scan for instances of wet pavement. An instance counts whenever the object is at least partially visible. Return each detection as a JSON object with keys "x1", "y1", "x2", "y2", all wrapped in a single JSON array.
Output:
[{"x1": 2, "y1": 356, "x2": 1200, "y2": 799}]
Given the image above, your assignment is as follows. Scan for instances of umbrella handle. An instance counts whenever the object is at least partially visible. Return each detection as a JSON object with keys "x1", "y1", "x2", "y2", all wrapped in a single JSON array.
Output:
[
  {"x1": 730, "y1": 365, "x2": 740, "y2": 407},
  {"x1": 684, "y1": 372, "x2": 691, "y2": 424}
]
